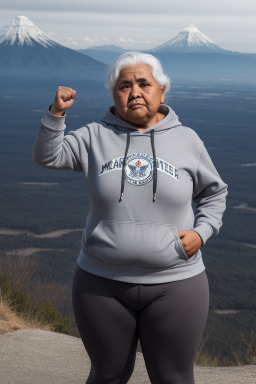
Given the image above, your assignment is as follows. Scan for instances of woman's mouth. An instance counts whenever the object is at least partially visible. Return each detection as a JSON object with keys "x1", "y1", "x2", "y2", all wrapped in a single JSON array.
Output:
[{"x1": 128, "y1": 102, "x2": 145, "y2": 109}]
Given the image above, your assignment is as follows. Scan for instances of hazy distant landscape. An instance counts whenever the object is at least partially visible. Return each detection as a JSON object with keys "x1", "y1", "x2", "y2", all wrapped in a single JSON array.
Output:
[{"x1": 0, "y1": 16, "x2": 256, "y2": 365}]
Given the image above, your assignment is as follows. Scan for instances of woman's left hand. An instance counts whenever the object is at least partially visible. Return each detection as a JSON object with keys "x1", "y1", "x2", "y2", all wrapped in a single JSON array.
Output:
[{"x1": 178, "y1": 230, "x2": 203, "y2": 258}]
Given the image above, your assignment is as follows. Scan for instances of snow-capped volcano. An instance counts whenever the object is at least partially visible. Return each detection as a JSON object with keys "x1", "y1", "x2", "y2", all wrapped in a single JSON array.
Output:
[
  {"x1": 0, "y1": 16, "x2": 106, "y2": 79},
  {"x1": 0, "y1": 15, "x2": 58, "y2": 48},
  {"x1": 151, "y1": 24, "x2": 224, "y2": 53}
]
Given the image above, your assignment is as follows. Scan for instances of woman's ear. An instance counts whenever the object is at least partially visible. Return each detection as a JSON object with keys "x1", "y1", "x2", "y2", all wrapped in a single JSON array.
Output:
[{"x1": 160, "y1": 86, "x2": 166, "y2": 103}]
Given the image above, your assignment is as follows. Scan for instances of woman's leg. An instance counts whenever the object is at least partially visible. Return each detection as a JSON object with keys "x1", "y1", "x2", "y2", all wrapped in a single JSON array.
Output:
[
  {"x1": 138, "y1": 271, "x2": 209, "y2": 384},
  {"x1": 72, "y1": 266, "x2": 138, "y2": 384}
]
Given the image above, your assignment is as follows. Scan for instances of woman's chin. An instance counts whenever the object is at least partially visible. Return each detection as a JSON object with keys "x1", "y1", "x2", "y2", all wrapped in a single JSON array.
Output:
[{"x1": 126, "y1": 111, "x2": 150, "y2": 124}]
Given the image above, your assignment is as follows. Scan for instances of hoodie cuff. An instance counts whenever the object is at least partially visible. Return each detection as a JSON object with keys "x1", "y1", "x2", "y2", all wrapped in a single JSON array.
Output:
[
  {"x1": 42, "y1": 107, "x2": 66, "y2": 131},
  {"x1": 192, "y1": 222, "x2": 213, "y2": 246}
]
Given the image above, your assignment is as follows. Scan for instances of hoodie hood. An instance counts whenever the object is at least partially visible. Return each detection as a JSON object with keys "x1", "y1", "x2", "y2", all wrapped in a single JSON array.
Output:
[{"x1": 101, "y1": 104, "x2": 182, "y2": 134}]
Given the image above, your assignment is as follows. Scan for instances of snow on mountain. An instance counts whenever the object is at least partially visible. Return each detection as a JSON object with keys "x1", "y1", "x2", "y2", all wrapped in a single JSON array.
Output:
[
  {"x1": 151, "y1": 24, "x2": 224, "y2": 53},
  {"x1": 0, "y1": 15, "x2": 58, "y2": 48}
]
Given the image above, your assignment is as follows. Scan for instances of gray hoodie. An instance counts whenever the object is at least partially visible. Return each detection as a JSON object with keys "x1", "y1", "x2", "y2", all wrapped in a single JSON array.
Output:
[{"x1": 33, "y1": 104, "x2": 228, "y2": 283}]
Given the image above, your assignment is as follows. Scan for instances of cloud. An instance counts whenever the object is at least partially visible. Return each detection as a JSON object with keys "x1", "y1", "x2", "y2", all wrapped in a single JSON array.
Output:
[
  {"x1": 83, "y1": 37, "x2": 94, "y2": 43},
  {"x1": 117, "y1": 37, "x2": 135, "y2": 43},
  {"x1": 116, "y1": 37, "x2": 156, "y2": 46}
]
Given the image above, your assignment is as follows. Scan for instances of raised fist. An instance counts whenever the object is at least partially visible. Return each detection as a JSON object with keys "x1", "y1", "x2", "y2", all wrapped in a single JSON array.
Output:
[{"x1": 50, "y1": 86, "x2": 76, "y2": 116}]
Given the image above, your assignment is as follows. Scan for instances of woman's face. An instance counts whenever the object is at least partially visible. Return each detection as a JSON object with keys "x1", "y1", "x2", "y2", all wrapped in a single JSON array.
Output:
[{"x1": 114, "y1": 64, "x2": 166, "y2": 129}]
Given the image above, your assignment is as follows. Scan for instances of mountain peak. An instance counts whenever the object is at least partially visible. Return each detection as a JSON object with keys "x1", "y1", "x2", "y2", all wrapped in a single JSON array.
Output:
[
  {"x1": 0, "y1": 15, "x2": 58, "y2": 48},
  {"x1": 183, "y1": 24, "x2": 201, "y2": 33},
  {"x1": 151, "y1": 25, "x2": 224, "y2": 53},
  {"x1": 15, "y1": 15, "x2": 33, "y2": 24},
  {"x1": 181, "y1": 24, "x2": 215, "y2": 47}
]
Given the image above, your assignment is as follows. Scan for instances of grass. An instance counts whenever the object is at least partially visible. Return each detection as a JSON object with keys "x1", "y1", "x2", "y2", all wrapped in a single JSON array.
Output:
[
  {"x1": 0, "y1": 297, "x2": 51, "y2": 334},
  {"x1": 196, "y1": 330, "x2": 256, "y2": 366}
]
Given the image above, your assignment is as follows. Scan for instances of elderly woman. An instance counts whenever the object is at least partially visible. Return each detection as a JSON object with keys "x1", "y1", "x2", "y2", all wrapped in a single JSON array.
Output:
[{"x1": 33, "y1": 51, "x2": 227, "y2": 384}]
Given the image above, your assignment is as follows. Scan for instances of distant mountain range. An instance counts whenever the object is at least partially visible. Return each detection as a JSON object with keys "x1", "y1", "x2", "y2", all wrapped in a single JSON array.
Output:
[
  {"x1": 78, "y1": 25, "x2": 227, "y2": 64},
  {"x1": 78, "y1": 24, "x2": 237, "y2": 63},
  {"x1": 0, "y1": 16, "x2": 107, "y2": 80},
  {"x1": 0, "y1": 16, "x2": 255, "y2": 84}
]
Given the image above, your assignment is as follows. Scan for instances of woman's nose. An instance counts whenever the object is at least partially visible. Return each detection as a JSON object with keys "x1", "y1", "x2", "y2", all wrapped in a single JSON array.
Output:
[{"x1": 129, "y1": 84, "x2": 141, "y2": 99}]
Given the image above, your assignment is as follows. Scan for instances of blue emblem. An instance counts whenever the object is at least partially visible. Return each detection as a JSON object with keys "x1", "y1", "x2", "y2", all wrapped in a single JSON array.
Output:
[{"x1": 125, "y1": 153, "x2": 153, "y2": 185}]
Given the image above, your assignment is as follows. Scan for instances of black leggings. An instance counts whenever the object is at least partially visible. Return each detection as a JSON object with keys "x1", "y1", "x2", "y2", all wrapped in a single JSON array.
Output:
[{"x1": 72, "y1": 267, "x2": 209, "y2": 384}]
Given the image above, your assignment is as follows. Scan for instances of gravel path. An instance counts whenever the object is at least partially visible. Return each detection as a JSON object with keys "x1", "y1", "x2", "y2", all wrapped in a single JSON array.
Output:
[{"x1": 0, "y1": 329, "x2": 255, "y2": 384}]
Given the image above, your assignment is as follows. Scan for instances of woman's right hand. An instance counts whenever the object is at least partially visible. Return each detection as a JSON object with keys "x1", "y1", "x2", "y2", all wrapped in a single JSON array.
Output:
[{"x1": 50, "y1": 86, "x2": 76, "y2": 116}]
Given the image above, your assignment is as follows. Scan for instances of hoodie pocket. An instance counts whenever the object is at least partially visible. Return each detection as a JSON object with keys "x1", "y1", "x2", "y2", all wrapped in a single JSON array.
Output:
[{"x1": 86, "y1": 220, "x2": 188, "y2": 268}]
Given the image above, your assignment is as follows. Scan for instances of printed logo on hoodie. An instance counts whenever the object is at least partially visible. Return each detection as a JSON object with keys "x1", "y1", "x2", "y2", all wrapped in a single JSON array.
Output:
[{"x1": 100, "y1": 153, "x2": 179, "y2": 185}]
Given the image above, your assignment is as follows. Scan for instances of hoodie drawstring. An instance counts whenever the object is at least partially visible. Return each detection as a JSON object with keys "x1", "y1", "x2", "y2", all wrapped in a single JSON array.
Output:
[
  {"x1": 119, "y1": 130, "x2": 158, "y2": 203},
  {"x1": 151, "y1": 130, "x2": 157, "y2": 202},
  {"x1": 119, "y1": 131, "x2": 131, "y2": 202}
]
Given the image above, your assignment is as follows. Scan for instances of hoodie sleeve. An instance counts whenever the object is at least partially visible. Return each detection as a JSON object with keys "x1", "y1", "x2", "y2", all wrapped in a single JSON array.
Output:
[
  {"x1": 192, "y1": 145, "x2": 228, "y2": 246},
  {"x1": 33, "y1": 109, "x2": 90, "y2": 172}
]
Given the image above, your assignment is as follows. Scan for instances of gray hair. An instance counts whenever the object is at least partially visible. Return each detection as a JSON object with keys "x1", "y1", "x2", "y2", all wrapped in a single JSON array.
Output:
[{"x1": 106, "y1": 51, "x2": 170, "y2": 99}]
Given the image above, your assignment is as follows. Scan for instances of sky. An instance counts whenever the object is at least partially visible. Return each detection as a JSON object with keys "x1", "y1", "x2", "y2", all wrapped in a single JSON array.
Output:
[{"x1": 0, "y1": 0, "x2": 256, "y2": 53}]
